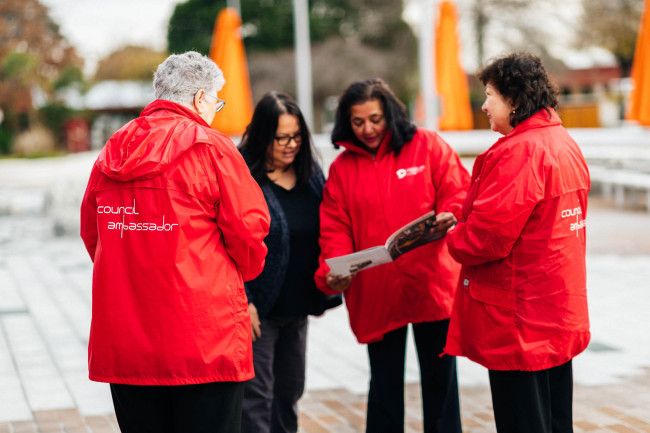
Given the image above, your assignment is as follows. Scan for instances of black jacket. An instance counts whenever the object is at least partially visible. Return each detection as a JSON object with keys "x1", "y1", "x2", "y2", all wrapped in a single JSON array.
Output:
[{"x1": 244, "y1": 163, "x2": 341, "y2": 318}]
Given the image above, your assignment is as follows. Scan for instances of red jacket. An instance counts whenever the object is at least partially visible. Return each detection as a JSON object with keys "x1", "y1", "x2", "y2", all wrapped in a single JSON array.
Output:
[
  {"x1": 444, "y1": 109, "x2": 590, "y2": 371},
  {"x1": 80, "y1": 100, "x2": 270, "y2": 385},
  {"x1": 316, "y1": 129, "x2": 470, "y2": 343}
]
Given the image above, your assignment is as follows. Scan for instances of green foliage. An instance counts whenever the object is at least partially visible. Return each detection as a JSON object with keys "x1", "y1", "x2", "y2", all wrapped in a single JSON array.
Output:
[
  {"x1": 241, "y1": 0, "x2": 295, "y2": 51},
  {"x1": 308, "y1": 0, "x2": 350, "y2": 42},
  {"x1": 0, "y1": 124, "x2": 12, "y2": 154},
  {"x1": 38, "y1": 103, "x2": 74, "y2": 142},
  {"x1": 242, "y1": 0, "x2": 350, "y2": 51},
  {"x1": 167, "y1": 0, "x2": 354, "y2": 54},
  {"x1": 53, "y1": 66, "x2": 84, "y2": 91},
  {"x1": 1, "y1": 52, "x2": 38, "y2": 81},
  {"x1": 168, "y1": 0, "x2": 225, "y2": 54},
  {"x1": 166, "y1": 0, "x2": 418, "y2": 130}
]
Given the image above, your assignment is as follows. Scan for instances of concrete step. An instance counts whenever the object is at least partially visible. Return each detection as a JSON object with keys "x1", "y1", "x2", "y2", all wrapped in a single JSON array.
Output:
[{"x1": 0, "y1": 189, "x2": 51, "y2": 217}]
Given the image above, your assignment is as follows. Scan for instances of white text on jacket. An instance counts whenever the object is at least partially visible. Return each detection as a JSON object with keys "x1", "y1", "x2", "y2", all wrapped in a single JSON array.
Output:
[
  {"x1": 100, "y1": 200, "x2": 179, "y2": 238},
  {"x1": 396, "y1": 165, "x2": 425, "y2": 179},
  {"x1": 560, "y1": 206, "x2": 586, "y2": 233}
]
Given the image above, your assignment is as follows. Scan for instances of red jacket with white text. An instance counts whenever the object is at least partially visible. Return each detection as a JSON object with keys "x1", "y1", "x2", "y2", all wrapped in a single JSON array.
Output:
[
  {"x1": 444, "y1": 109, "x2": 590, "y2": 371},
  {"x1": 315, "y1": 129, "x2": 470, "y2": 343},
  {"x1": 80, "y1": 100, "x2": 270, "y2": 385}
]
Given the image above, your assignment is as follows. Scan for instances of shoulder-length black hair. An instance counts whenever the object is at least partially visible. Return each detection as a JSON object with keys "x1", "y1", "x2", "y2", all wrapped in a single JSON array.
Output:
[
  {"x1": 331, "y1": 78, "x2": 416, "y2": 155},
  {"x1": 478, "y1": 52, "x2": 559, "y2": 128},
  {"x1": 239, "y1": 91, "x2": 315, "y2": 186}
]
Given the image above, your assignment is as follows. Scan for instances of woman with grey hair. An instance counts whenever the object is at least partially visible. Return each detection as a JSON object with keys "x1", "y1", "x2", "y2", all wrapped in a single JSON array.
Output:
[
  {"x1": 81, "y1": 51, "x2": 270, "y2": 433},
  {"x1": 152, "y1": 50, "x2": 226, "y2": 124}
]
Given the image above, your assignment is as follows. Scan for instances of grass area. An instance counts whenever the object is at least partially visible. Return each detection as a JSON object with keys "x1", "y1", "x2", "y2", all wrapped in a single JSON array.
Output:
[{"x1": 0, "y1": 150, "x2": 69, "y2": 159}]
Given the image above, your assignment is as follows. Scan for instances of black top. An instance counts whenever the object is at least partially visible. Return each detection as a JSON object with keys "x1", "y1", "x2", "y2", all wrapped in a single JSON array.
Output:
[
  {"x1": 267, "y1": 180, "x2": 321, "y2": 318},
  {"x1": 239, "y1": 157, "x2": 341, "y2": 319}
]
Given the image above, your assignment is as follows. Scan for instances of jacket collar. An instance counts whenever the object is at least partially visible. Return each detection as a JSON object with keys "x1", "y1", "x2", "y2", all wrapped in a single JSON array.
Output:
[
  {"x1": 496, "y1": 108, "x2": 561, "y2": 144},
  {"x1": 335, "y1": 132, "x2": 393, "y2": 159},
  {"x1": 140, "y1": 99, "x2": 210, "y2": 127}
]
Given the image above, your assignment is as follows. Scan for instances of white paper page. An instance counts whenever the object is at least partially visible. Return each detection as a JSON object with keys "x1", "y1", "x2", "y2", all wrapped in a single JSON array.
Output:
[{"x1": 325, "y1": 246, "x2": 393, "y2": 277}]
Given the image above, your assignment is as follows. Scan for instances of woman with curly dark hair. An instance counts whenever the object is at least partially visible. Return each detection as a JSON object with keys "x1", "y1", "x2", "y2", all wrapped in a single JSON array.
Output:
[
  {"x1": 443, "y1": 53, "x2": 591, "y2": 433},
  {"x1": 316, "y1": 78, "x2": 470, "y2": 433}
]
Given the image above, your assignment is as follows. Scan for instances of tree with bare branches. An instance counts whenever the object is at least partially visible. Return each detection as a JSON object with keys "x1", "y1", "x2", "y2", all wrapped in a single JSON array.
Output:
[
  {"x1": 462, "y1": 0, "x2": 572, "y2": 68},
  {"x1": 94, "y1": 46, "x2": 167, "y2": 81},
  {"x1": 0, "y1": 0, "x2": 82, "y2": 137},
  {"x1": 575, "y1": 0, "x2": 643, "y2": 75}
]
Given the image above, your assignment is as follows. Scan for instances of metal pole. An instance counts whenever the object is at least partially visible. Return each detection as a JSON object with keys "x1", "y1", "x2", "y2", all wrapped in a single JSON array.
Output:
[
  {"x1": 226, "y1": 0, "x2": 241, "y2": 16},
  {"x1": 293, "y1": 0, "x2": 314, "y2": 129},
  {"x1": 418, "y1": 0, "x2": 439, "y2": 130}
]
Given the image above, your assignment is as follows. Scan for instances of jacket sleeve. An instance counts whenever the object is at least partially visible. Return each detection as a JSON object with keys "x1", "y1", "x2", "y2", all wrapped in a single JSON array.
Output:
[
  {"x1": 314, "y1": 161, "x2": 354, "y2": 295},
  {"x1": 447, "y1": 144, "x2": 545, "y2": 266},
  {"x1": 212, "y1": 145, "x2": 270, "y2": 282},
  {"x1": 429, "y1": 132, "x2": 470, "y2": 219},
  {"x1": 80, "y1": 166, "x2": 100, "y2": 262}
]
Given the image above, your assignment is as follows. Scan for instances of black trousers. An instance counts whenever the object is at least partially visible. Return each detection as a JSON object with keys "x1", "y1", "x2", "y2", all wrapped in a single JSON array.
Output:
[
  {"x1": 489, "y1": 360, "x2": 574, "y2": 433},
  {"x1": 242, "y1": 316, "x2": 308, "y2": 433},
  {"x1": 366, "y1": 320, "x2": 462, "y2": 433},
  {"x1": 110, "y1": 381, "x2": 244, "y2": 433}
]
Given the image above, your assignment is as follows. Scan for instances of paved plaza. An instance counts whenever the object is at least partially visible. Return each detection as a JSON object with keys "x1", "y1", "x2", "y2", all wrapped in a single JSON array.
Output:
[{"x1": 1, "y1": 129, "x2": 650, "y2": 432}]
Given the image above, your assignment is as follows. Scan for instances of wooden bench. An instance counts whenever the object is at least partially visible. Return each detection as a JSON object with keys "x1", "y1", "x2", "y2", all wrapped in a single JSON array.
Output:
[{"x1": 589, "y1": 166, "x2": 650, "y2": 211}]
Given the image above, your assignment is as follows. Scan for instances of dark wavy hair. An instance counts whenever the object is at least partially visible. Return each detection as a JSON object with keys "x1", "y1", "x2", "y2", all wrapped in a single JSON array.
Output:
[
  {"x1": 478, "y1": 52, "x2": 559, "y2": 128},
  {"x1": 239, "y1": 91, "x2": 315, "y2": 186},
  {"x1": 331, "y1": 78, "x2": 416, "y2": 155}
]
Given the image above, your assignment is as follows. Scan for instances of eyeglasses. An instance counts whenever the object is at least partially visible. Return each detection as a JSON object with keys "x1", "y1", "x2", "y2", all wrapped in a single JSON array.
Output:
[
  {"x1": 202, "y1": 93, "x2": 226, "y2": 113},
  {"x1": 274, "y1": 134, "x2": 303, "y2": 147}
]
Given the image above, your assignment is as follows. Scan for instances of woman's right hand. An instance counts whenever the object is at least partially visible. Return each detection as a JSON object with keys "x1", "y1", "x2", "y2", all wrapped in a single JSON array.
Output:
[
  {"x1": 248, "y1": 303, "x2": 262, "y2": 341},
  {"x1": 326, "y1": 272, "x2": 353, "y2": 292}
]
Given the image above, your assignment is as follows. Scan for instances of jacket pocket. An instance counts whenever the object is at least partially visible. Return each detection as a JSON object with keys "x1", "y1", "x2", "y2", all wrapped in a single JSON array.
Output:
[{"x1": 463, "y1": 277, "x2": 516, "y2": 310}]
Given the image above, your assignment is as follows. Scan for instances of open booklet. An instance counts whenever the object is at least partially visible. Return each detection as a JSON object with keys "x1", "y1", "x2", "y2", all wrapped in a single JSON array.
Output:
[{"x1": 325, "y1": 211, "x2": 442, "y2": 276}]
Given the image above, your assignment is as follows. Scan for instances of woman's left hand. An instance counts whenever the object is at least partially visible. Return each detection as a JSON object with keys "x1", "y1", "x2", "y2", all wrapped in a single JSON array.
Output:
[
  {"x1": 326, "y1": 272, "x2": 353, "y2": 292},
  {"x1": 248, "y1": 303, "x2": 262, "y2": 342}
]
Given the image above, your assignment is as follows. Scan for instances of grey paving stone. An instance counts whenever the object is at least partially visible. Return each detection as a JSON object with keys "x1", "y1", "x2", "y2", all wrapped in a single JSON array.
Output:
[{"x1": 2, "y1": 314, "x2": 74, "y2": 411}]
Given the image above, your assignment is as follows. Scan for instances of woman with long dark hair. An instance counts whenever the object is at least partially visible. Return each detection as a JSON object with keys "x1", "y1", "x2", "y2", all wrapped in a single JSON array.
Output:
[
  {"x1": 239, "y1": 91, "x2": 340, "y2": 433},
  {"x1": 315, "y1": 78, "x2": 470, "y2": 433}
]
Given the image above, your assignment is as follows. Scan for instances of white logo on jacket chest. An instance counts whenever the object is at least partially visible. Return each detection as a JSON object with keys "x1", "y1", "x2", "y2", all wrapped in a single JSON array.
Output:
[{"x1": 396, "y1": 165, "x2": 425, "y2": 179}]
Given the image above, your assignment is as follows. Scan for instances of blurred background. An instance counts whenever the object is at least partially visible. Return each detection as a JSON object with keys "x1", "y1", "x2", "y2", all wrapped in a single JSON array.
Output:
[
  {"x1": 0, "y1": 0, "x2": 646, "y2": 156},
  {"x1": 1, "y1": 2, "x2": 650, "y2": 431}
]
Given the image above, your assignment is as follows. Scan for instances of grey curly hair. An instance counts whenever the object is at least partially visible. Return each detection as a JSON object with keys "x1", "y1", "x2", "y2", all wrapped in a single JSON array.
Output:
[{"x1": 153, "y1": 51, "x2": 226, "y2": 105}]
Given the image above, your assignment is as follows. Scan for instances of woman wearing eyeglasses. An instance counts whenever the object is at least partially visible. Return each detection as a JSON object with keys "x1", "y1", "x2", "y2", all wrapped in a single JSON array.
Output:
[
  {"x1": 80, "y1": 52, "x2": 270, "y2": 433},
  {"x1": 315, "y1": 78, "x2": 470, "y2": 433},
  {"x1": 238, "y1": 91, "x2": 341, "y2": 433}
]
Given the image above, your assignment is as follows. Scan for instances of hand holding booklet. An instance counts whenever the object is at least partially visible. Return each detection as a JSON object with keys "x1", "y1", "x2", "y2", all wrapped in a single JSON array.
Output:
[{"x1": 325, "y1": 211, "x2": 447, "y2": 277}]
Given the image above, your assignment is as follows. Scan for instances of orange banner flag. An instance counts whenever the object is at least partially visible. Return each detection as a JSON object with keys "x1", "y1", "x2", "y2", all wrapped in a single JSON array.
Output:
[
  {"x1": 435, "y1": 0, "x2": 473, "y2": 130},
  {"x1": 209, "y1": 7, "x2": 254, "y2": 136},
  {"x1": 628, "y1": 0, "x2": 650, "y2": 126}
]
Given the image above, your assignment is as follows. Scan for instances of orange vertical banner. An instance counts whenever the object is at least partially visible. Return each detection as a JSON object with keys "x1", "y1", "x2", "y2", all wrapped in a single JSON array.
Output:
[
  {"x1": 435, "y1": 0, "x2": 473, "y2": 130},
  {"x1": 628, "y1": 0, "x2": 650, "y2": 126},
  {"x1": 209, "y1": 7, "x2": 254, "y2": 136}
]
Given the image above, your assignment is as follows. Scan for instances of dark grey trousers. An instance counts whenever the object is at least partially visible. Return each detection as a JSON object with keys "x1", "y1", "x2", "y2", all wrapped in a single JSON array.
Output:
[{"x1": 241, "y1": 316, "x2": 308, "y2": 433}]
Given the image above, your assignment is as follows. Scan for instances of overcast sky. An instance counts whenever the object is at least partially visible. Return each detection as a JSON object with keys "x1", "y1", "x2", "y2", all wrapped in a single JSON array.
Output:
[{"x1": 40, "y1": 0, "x2": 184, "y2": 73}]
